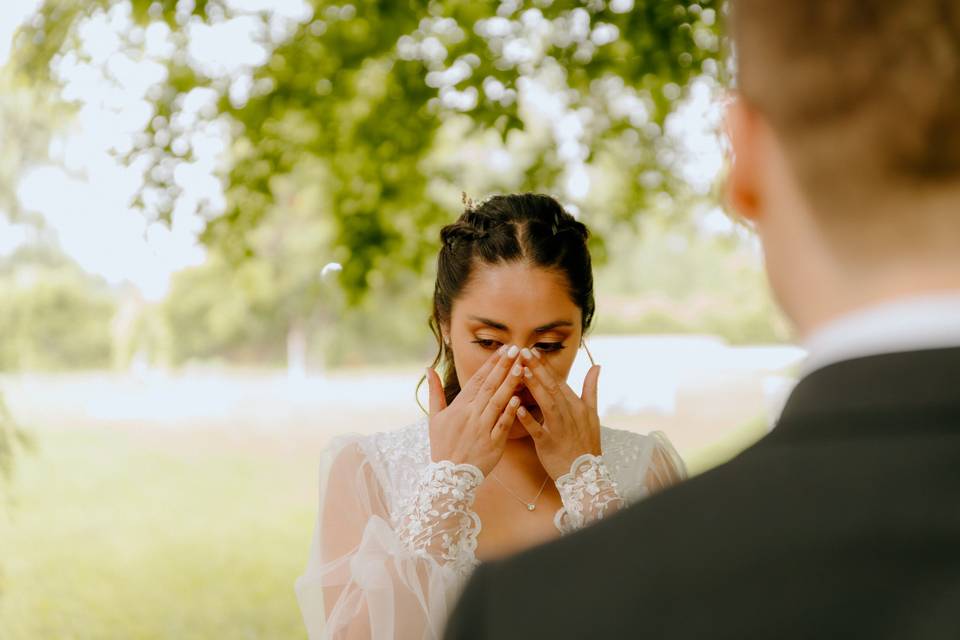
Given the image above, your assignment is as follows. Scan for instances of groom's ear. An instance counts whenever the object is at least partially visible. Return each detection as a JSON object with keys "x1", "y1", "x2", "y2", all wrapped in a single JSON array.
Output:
[{"x1": 725, "y1": 95, "x2": 767, "y2": 223}]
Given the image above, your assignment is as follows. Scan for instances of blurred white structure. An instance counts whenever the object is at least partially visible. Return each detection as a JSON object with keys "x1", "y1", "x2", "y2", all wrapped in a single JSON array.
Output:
[
  {"x1": 568, "y1": 335, "x2": 803, "y2": 424},
  {"x1": 3, "y1": 335, "x2": 804, "y2": 441}
]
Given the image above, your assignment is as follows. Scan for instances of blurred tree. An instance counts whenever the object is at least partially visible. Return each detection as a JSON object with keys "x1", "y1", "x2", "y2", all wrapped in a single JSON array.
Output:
[
  {"x1": 161, "y1": 255, "x2": 287, "y2": 366},
  {"x1": 593, "y1": 205, "x2": 790, "y2": 343},
  {"x1": 160, "y1": 159, "x2": 337, "y2": 370},
  {"x1": 0, "y1": 244, "x2": 118, "y2": 371},
  {"x1": 0, "y1": 67, "x2": 67, "y2": 221},
  {"x1": 13, "y1": 0, "x2": 726, "y2": 304},
  {"x1": 0, "y1": 64, "x2": 62, "y2": 501}
]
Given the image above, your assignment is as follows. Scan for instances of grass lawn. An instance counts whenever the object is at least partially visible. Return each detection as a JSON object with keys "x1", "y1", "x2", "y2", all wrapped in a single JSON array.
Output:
[
  {"x1": 0, "y1": 384, "x2": 768, "y2": 638},
  {"x1": 0, "y1": 422, "x2": 321, "y2": 639}
]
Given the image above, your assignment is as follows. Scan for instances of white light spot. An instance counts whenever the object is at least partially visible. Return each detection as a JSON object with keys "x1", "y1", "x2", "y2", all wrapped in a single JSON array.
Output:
[{"x1": 321, "y1": 263, "x2": 343, "y2": 278}]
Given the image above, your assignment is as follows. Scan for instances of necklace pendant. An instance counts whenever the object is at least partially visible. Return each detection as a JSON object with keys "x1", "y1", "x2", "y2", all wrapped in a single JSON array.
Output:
[{"x1": 527, "y1": 503, "x2": 536, "y2": 511}]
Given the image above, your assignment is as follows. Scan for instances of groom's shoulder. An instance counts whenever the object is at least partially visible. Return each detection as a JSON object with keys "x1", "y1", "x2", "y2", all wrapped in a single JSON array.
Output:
[
  {"x1": 457, "y1": 450, "x2": 772, "y2": 637},
  {"x1": 483, "y1": 442, "x2": 774, "y2": 571},
  {"x1": 459, "y1": 436, "x2": 839, "y2": 637},
  {"x1": 473, "y1": 432, "x2": 819, "y2": 587},
  {"x1": 471, "y1": 406, "x2": 960, "y2": 635}
]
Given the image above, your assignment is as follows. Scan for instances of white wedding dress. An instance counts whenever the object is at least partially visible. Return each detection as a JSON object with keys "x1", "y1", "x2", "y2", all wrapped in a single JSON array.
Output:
[{"x1": 295, "y1": 417, "x2": 686, "y2": 639}]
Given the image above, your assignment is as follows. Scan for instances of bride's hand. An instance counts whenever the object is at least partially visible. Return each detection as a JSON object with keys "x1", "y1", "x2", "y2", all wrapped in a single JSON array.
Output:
[
  {"x1": 515, "y1": 348, "x2": 602, "y2": 480},
  {"x1": 425, "y1": 345, "x2": 526, "y2": 477}
]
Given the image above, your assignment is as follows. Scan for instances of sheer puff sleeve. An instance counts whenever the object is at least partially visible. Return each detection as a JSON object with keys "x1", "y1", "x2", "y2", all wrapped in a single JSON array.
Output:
[
  {"x1": 644, "y1": 430, "x2": 687, "y2": 493},
  {"x1": 295, "y1": 437, "x2": 483, "y2": 640}
]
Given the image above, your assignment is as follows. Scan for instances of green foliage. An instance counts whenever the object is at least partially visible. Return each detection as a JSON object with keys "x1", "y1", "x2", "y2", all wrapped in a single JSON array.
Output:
[
  {"x1": 161, "y1": 257, "x2": 287, "y2": 365},
  {"x1": 7, "y1": 0, "x2": 779, "y2": 371},
  {"x1": 160, "y1": 247, "x2": 437, "y2": 370},
  {"x1": 592, "y1": 207, "x2": 791, "y2": 343},
  {"x1": 13, "y1": 0, "x2": 727, "y2": 305},
  {"x1": 0, "y1": 246, "x2": 117, "y2": 371},
  {"x1": 317, "y1": 270, "x2": 436, "y2": 367},
  {"x1": 159, "y1": 170, "x2": 336, "y2": 366},
  {"x1": 155, "y1": 194, "x2": 788, "y2": 368}
]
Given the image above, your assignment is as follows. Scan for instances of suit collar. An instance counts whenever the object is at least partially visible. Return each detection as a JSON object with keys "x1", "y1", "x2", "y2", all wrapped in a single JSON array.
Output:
[
  {"x1": 800, "y1": 292, "x2": 960, "y2": 378},
  {"x1": 776, "y1": 346, "x2": 960, "y2": 427}
]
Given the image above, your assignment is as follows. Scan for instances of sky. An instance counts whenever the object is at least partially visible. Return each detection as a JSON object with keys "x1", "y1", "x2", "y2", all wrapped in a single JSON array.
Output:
[
  {"x1": 0, "y1": 0, "x2": 40, "y2": 67},
  {"x1": 0, "y1": 1, "x2": 728, "y2": 301},
  {"x1": 2, "y1": 0, "x2": 205, "y2": 299}
]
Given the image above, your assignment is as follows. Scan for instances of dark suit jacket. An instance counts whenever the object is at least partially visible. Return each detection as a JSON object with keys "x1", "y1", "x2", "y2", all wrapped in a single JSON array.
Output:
[{"x1": 444, "y1": 347, "x2": 960, "y2": 639}]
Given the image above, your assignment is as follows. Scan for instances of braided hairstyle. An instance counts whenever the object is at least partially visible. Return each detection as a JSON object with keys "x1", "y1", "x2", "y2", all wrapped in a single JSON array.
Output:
[{"x1": 423, "y1": 193, "x2": 595, "y2": 408}]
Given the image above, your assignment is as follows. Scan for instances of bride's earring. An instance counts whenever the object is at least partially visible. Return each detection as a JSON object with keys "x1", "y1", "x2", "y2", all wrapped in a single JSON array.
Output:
[{"x1": 581, "y1": 340, "x2": 596, "y2": 367}]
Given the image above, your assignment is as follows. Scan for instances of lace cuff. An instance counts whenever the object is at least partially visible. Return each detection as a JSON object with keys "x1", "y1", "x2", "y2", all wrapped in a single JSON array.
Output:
[
  {"x1": 395, "y1": 460, "x2": 484, "y2": 576},
  {"x1": 553, "y1": 453, "x2": 625, "y2": 535}
]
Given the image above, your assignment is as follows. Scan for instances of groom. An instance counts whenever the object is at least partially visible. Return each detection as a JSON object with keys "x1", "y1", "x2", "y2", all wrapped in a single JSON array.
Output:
[{"x1": 445, "y1": 1, "x2": 960, "y2": 638}]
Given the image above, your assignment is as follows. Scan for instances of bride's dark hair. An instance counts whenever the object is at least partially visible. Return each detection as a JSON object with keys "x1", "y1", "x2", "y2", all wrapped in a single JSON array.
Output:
[{"x1": 420, "y1": 193, "x2": 595, "y2": 409}]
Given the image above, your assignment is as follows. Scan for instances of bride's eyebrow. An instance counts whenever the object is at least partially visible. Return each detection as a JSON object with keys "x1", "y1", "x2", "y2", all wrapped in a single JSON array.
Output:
[
  {"x1": 469, "y1": 316, "x2": 509, "y2": 331},
  {"x1": 533, "y1": 320, "x2": 574, "y2": 333},
  {"x1": 468, "y1": 316, "x2": 573, "y2": 333}
]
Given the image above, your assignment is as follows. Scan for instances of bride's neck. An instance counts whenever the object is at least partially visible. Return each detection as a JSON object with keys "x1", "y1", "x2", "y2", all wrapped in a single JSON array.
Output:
[{"x1": 499, "y1": 436, "x2": 546, "y2": 476}]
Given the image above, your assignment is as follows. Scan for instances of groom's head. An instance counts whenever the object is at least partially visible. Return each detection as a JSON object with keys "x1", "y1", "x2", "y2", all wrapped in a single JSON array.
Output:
[{"x1": 725, "y1": 0, "x2": 960, "y2": 335}]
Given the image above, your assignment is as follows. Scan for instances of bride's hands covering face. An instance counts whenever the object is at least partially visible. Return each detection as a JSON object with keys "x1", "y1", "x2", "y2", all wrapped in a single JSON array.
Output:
[
  {"x1": 425, "y1": 345, "x2": 526, "y2": 476},
  {"x1": 437, "y1": 261, "x2": 597, "y2": 476},
  {"x1": 514, "y1": 348, "x2": 602, "y2": 481}
]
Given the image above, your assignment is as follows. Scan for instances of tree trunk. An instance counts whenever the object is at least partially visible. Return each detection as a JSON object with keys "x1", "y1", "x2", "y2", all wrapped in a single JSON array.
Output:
[{"x1": 286, "y1": 319, "x2": 307, "y2": 380}]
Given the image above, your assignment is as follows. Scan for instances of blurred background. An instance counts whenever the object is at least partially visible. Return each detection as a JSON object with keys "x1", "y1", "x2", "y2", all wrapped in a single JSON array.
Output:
[{"x1": 0, "y1": 1, "x2": 805, "y2": 637}]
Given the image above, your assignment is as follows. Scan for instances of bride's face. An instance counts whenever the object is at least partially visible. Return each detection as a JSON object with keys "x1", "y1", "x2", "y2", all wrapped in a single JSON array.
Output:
[{"x1": 446, "y1": 261, "x2": 583, "y2": 439}]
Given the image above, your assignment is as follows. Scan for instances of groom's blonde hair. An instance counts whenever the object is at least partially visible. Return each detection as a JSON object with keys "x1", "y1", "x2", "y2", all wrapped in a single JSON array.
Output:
[{"x1": 730, "y1": 0, "x2": 960, "y2": 251}]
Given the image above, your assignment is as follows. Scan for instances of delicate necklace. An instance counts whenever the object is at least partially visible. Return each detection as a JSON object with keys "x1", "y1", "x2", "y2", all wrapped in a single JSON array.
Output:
[{"x1": 490, "y1": 472, "x2": 550, "y2": 511}]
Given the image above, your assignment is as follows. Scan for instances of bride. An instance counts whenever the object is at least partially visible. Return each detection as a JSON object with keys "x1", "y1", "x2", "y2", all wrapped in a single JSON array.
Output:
[{"x1": 296, "y1": 193, "x2": 687, "y2": 639}]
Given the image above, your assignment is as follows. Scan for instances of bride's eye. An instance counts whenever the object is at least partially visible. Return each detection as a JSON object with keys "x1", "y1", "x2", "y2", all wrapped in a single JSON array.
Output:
[
  {"x1": 471, "y1": 338, "x2": 502, "y2": 350},
  {"x1": 534, "y1": 342, "x2": 565, "y2": 353}
]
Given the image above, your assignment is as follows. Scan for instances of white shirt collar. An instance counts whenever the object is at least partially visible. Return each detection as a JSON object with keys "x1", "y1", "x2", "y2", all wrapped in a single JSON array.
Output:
[{"x1": 800, "y1": 292, "x2": 960, "y2": 377}]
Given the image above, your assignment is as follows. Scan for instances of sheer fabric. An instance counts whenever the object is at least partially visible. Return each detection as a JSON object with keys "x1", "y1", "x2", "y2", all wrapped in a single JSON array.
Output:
[
  {"x1": 295, "y1": 419, "x2": 686, "y2": 639},
  {"x1": 395, "y1": 460, "x2": 484, "y2": 577}
]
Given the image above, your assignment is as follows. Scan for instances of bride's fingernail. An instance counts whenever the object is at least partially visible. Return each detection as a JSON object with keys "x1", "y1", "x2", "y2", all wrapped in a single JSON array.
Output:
[
  {"x1": 509, "y1": 396, "x2": 520, "y2": 408},
  {"x1": 523, "y1": 367, "x2": 533, "y2": 379},
  {"x1": 520, "y1": 348, "x2": 532, "y2": 360},
  {"x1": 511, "y1": 364, "x2": 523, "y2": 377},
  {"x1": 518, "y1": 406, "x2": 527, "y2": 417},
  {"x1": 507, "y1": 345, "x2": 520, "y2": 358},
  {"x1": 498, "y1": 345, "x2": 507, "y2": 356}
]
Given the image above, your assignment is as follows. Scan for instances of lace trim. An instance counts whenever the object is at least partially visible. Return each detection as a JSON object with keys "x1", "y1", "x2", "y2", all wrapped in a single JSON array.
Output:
[
  {"x1": 395, "y1": 460, "x2": 484, "y2": 576},
  {"x1": 553, "y1": 453, "x2": 625, "y2": 535}
]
